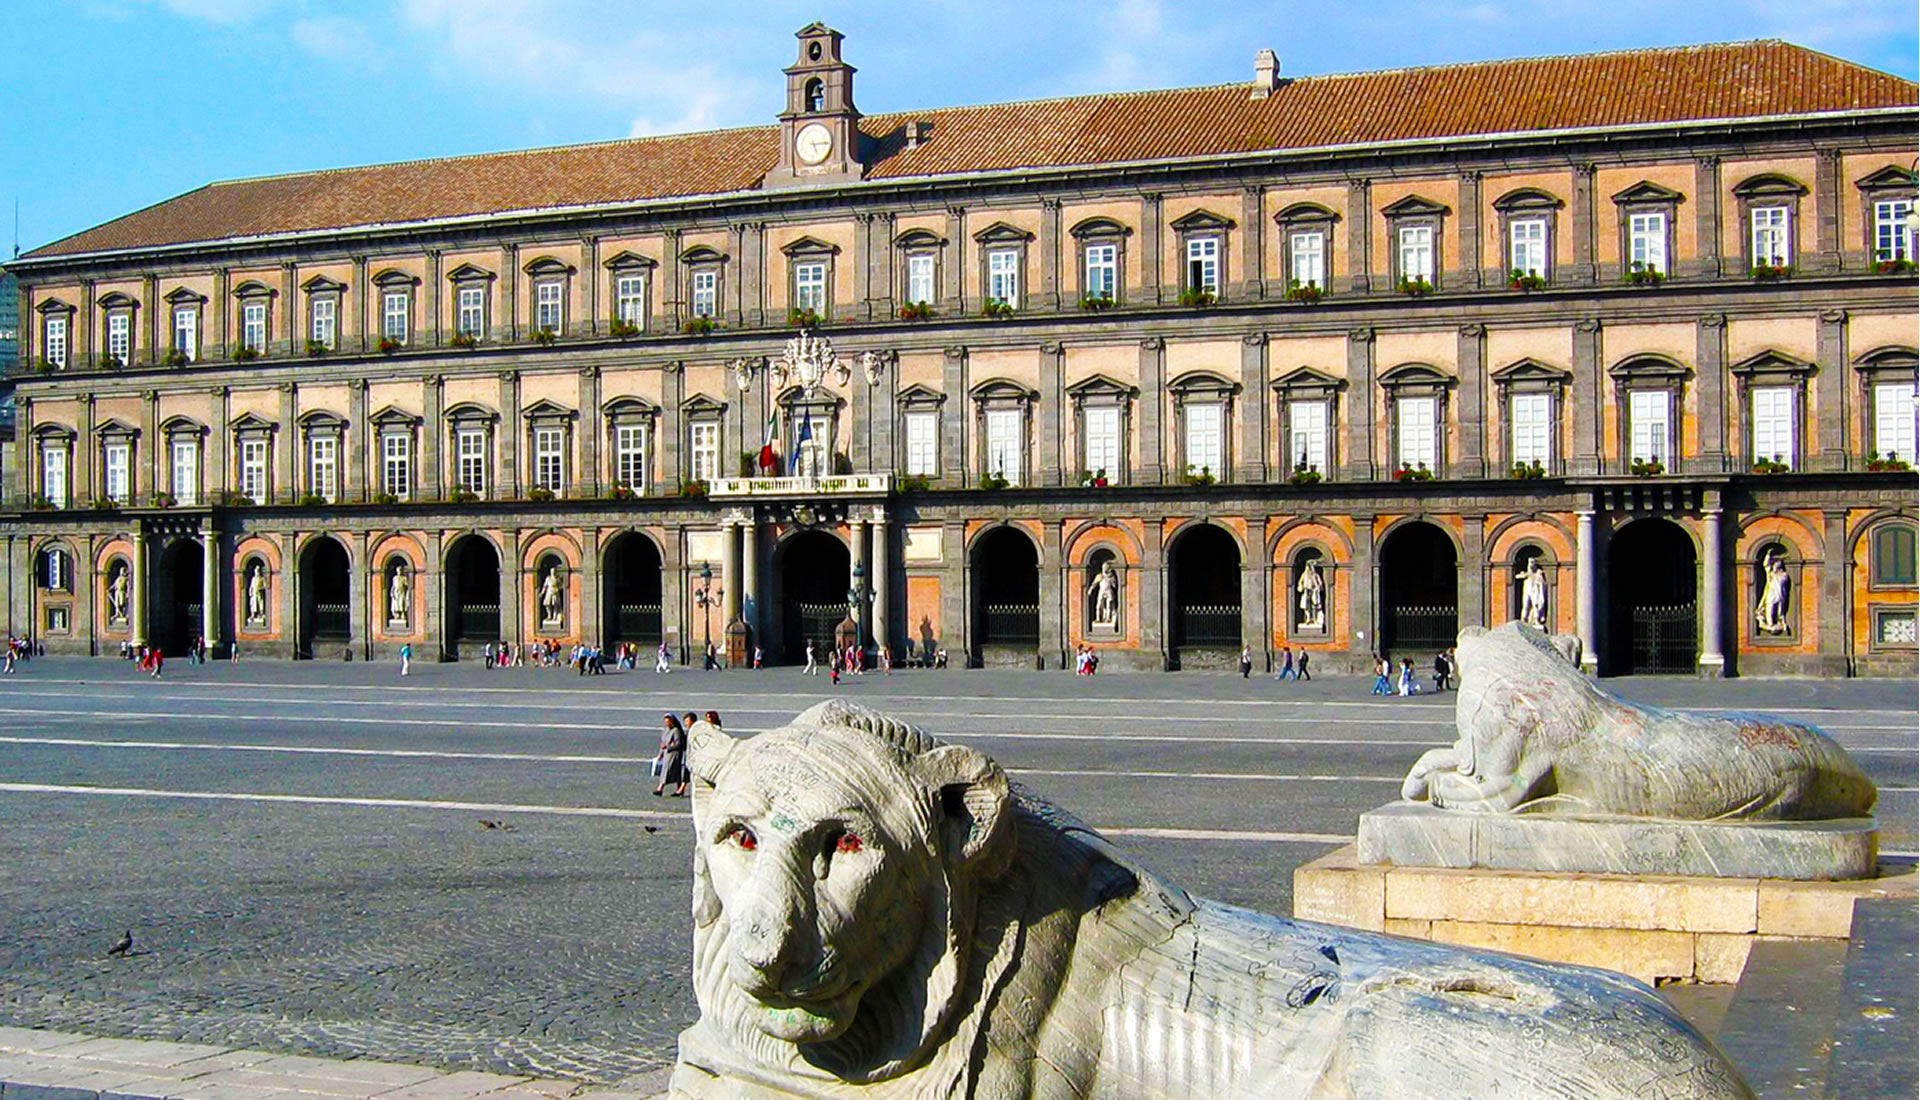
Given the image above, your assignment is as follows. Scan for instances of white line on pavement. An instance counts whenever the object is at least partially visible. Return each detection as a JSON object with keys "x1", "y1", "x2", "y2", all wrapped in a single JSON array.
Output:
[{"x1": 1101, "y1": 826, "x2": 1352, "y2": 843}]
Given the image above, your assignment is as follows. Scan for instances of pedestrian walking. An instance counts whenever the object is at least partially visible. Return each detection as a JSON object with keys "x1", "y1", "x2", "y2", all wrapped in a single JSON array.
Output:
[
  {"x1": 3, "y1": 648, "x2": 14, "y2": 674},
  {"x1": 1398, "y1": 657, "x2": 1420, "y2": 696},
  {"x1": 1239, "y1": 646, "x2": 1253, "y2": 678},
  {"x1": 752, "y1": 645, "x2": 764, "y2": 670},
  {"x1": 1275, "y1": 646, "x2": 1295, "y2": 681},
  {"x1": 804, "y1": 641, "x2": 818, "y2": 675},
  {"x1": 1432, "y1": 650, "x2": 1450, "y2": 693},
  {"x1": 484, "y1": 642, "x2": 496, "y2": 669},
  {"x1": 829, "y1": 648, "x2": 842, "y2": 686},
  {"x1": 1371, "y1": 655, "x2": 1392, "y2": 695},
  {"x1": 400, "y1": 642, "x2": 412, "y2": 676},
  {"x1": 149, "y1": 648, "x2": 164, "y2": 679},
  {"x1": 880, "y1": 646, "x2": 893, "y2": 675},
  {"x1": 652, "y1": 714, "x2": 689, "y2": 797},
  {"x1": 1297, "y1": 649, "x2": 1311, "y2": 680},
  {"x1": 704, "y1": 640, "x2": 718, "y2": 670},
  {"x1": 655, "y1": 641, "x2": 671, "y2": 674}
]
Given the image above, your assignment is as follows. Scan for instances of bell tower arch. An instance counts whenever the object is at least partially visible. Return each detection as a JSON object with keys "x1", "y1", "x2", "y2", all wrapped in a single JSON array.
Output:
[{"x1": 765, "y1": 23, "x2": 866, "y2": 189}]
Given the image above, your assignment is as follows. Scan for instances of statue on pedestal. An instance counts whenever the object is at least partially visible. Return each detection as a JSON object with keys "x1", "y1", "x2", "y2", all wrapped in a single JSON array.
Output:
[
  {"x1": 1296, "y1": 557, "x2": 1326, "y2": 630},
  {"x1": 245, "y1": 563, "x2": 269, "y2": 623},
  {"x1": 107, "y1": 563, "x2": 130, "y2": 623},
  {"x1": 539, "y1": 566, "x2": 565, "y2": 626},
  {"x1": 1754, "y1": 551, "x2": 1790, "y2": 635},
  {"x1": 1087, "y1": 560, "x2": 1118, "y2": 628},
  {"x1": 388, "y1": 565, "x2": 412, "y2": 628},
  {"x1": 1518, "y1": 556, "x2": 1549, "y2": 630}
]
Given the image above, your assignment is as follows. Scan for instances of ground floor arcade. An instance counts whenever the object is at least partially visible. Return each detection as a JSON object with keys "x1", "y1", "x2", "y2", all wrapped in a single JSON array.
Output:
[{"x1": 3, "y1": 474, "x2": 1913, "y2": 676}]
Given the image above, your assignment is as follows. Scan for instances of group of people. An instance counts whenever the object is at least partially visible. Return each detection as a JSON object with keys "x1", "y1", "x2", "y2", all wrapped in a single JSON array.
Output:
[
  {"x1": 1234, "y1": 646, "x2": 1314, "y2": 680},
  {"x1": 1369, "y1": 649, "x2": 1457, "y2": 696},
  {"x1": 2, "y1": 635, "x2": 38, "y2": 673},
  {"x1": 1073, "y1": 645, "x2": 1102, "y2": 675},
  {"x1": 652, "y1": 709, "x2": 727, "y2": 798}
]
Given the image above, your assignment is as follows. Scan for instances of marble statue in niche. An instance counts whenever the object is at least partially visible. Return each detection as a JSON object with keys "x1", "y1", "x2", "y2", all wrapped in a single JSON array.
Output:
[
  {"x1": 245, "y1": 562, "x2": 269, "y2": 624},
  {"x1": 1754, "y1": 550, "x2": 1791, "y2": 635},
  {"x1": 1296, "y1": 556, "x2": 1326, "y2": 630}
]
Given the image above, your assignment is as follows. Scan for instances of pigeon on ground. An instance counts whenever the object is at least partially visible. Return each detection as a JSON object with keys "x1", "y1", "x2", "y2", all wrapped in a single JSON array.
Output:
[
  {"x1": 479, "y1": 819, "x2": 500, "y2": 829},
  {"x1": 643, "y1": 826, "x2": 659, "y2": 834},
  {"x1": 107, "y1": 931, "x2": 133, "y2": 957}
]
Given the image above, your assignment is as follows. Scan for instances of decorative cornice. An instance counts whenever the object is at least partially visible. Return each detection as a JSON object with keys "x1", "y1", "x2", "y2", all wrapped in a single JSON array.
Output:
[{"x1": 1138, "y1": 336, "x2": 1165, "y2": 351}]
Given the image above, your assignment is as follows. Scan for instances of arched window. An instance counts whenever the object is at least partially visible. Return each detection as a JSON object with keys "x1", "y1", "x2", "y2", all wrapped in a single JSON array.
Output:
[
  {"x1": 804, "y1": 78, "x2": 824, "y2": 112},
  {"x1": 1872, "y1": 523, "x2": 1917, "y2": 586}
]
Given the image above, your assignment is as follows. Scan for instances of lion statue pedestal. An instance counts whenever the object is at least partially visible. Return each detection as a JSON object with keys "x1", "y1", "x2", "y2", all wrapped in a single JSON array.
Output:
[{"x1": 669, "y1": 699, "x2": 1753, "y2": 1099}]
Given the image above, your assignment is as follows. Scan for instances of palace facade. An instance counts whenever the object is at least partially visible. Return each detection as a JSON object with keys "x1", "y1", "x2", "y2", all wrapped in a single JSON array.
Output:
[{"x1": 3, "y1": 28, "x2": 1916, "y2": 675}]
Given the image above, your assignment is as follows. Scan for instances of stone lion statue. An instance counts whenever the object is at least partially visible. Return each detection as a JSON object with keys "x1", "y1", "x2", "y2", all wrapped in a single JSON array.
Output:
[
  {"x1": 672, "y1": 699, "x2": 1752, "y2": 1098},
  {"x1": 1401, "y1": 621, "x2": 1876, "y2": 818}
]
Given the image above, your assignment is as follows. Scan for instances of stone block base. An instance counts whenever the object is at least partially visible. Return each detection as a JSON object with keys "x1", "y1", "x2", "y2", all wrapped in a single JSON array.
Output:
[
  {"x1": 1357, "y1": 801, "x2": 1878, "y2": 880},
  {"x1": 1293, "y1": 845, "x2": 1917, "y2": 985}
]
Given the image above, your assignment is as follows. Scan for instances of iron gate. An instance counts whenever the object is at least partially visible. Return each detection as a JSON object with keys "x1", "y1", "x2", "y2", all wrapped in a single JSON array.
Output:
[
  {"x1": 796, "y1": 601, "x2": 846, "y2": 650},
  {"x1": 617, "y1": 602, "x2": 662, "y2": 643},
  {"x1": 1176, "y1": 603, "x2": 1242, "y2": 646},
  {"x1": 311, "y1": 603, "x2": 350, "y2": 639},
  {"x1": 980, "y1": 602, "x2": 1039, "y2": 644},
  {"x1": 456, "y1": 602, "x2": 500, "y2": 640},
  {"x1": 1387, "y1": 604, "x2": 1459, "y2": 652},
  {"x1": 1630, "y1": 602, "x2": 1697, "y2": 674}
]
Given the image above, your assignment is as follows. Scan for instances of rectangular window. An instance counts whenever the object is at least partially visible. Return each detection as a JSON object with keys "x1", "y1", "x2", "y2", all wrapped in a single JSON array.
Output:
[
  {"x1": 456, "y1": 429, "x2": 488, "y2": 494},
  {"x1": 1290, "y1": 231, "x2": 1325, "y2": 289},
  {"x1": 44, "y1": 316, "x2": 67, "y2": 368},
  {"x1": 1629, "y1": 211, "x2": 1668, "y2": 273},
  {"x1": 310, "y1": 298, "x2": 337, "y2": 349},
  {"x1": 106, "y1": 313, "x2": 131, "y2": 363},
  {"x1": 1510, "y1": 392, "x2": 1551, "y2": 468},
  {"x1": 1396, "y1": 396, "x2": 1437, "y2": 471},
  {"x1": 241, "y1": 302, "x2": 267, "y2": 351},
  {"x1": 689, "y1": 421, "x2": 719, "y2": 482},
  {"x1": 1084, "y1": 244, "x2": 1117, "y2": 300},
  {"x1": 1509, "y1": 218, "x2": 1548, "y2": 278},
  {"x1": 1877, "y1": 608, "x2": 1917, "y2": 647},
  {"x1": 1398, "y1": 225, "x2": 1434, "y2": 283},
  {"x1": 45, "y1": 551, "x2": 66, "y2": 593},
  {"x1": 1628, "y1": 390, "x2": 1672, "y2": 464},
  {"x1": 1288, "y1": 400, "x2": 1328, "y2": 474},
  {"x1": 534, "y1": 281, "x2": 563, "y2": 332},
  {"x1": 986, "y1": 249, "x2": 1020, "y2": 308},
  {"x1": 1874, "y1": 199, "x2": 1915, "y2": 262},
  {"x1": 793, "y1": 262, "x2": 827, "y2": 313},
  {"x1": 1186, "y1": 237, "x2": 1220, "y2": 293},
  {"x1": 457, "y1": 287, "x2": 486, "y2": 336},
  {"x1": 1083, "y1": 406, "x2": 1120, "y2": 478},
  {"x1": 381, "y1": 433, "x2": 411, "y2": 500},
  {"x1": 171, "y1": 438, "x2": 199, "y2": 505},
  {"x1": 904, "y1": 411, "x2": 938, "y2": 476},
  {"x1": 104, "y1": 441, "x2": 130, "y2": 503},
  {"x1": 984, "y1": 407, "x2": 1022, "y2": 486},
  {"x1": 615, "y1": 424, "x2": 647, "y2": 489},
  {"x1": 41, "y1": 446, "x2": 68, "y2": 508},
  {"x1": 1750, "y1": 207, "x2": 1790, "y2": 268},
  {"x1": 690, "y1": 270, "x2": 718, "y2": 318},
  {"x1": 906, "y1": 253, "x2": 935, "y2": 305},
  {"x1": 533, "y1": 426, "x2": 564, "y2": 491},
  {"x1": 614, "y1": 275, "x2": 646, "y2": 326},
  {"x1": 1750, "y1": 386, "x2": 1795, "y2": 468},
  {"x1": 172, "y1": 307, "x2": 198, "y2": 360},
  {"x1": 382, "y1": 291, "x2": 409, "y2": 342},
  {"x1": 309, "y1": 436, "x2": 337, "y2": 503},
  {"x1": 239, "y1": 438, "x2": 268, "y2": 503},
  {"x1": 1185, "y1": 403, "x2": 1224, "y2": 479},
  {"x1": 1874, "y1": 381, "x2": 1917, "y2": 462}
]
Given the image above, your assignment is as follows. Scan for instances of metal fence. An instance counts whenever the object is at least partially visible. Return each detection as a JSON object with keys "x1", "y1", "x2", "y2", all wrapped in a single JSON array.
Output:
[
  {"x1": 796, "y1": 601, "x2": 846, "y2": 647},
  {"x1": 616, "y1": 602, "x2": 662, "y2": 643},
  {"x1": 1176, "y1": 603, "x2": 1242, "y2": 646},
  {"x1": 311, "y1": 603, "x2": 350, "y2": 639},
  {"x1": 1387, "y1": 604, "x2": 1458, "y2": 652},
  {"x1": 1630, "y1": 602, "x2": 1697, "y2": 674},
  {"x1": 980, "y1": 602, "x2": 1040, "y2": 644},
  {"x1": 456, "y1": 602, "x2": 500, "y2": 640}
]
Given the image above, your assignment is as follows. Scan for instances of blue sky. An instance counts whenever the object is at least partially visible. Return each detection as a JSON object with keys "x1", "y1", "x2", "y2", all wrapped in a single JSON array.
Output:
[{"x1": 2, "y1": 0, "x2": 1914, "y2": 254}]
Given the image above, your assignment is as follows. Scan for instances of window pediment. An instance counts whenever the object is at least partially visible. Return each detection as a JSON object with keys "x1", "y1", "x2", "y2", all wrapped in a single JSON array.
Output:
[
  {"x1": 897, "y1": 383, "x2": 946, "y2": 409},
  {"x1": 1490, "y1": 358, "x2": 1572, "y2": 388},
  {"x1": 163, "y1": 287, "x2": 207, "y2": 306},
  {"x1": 369, "y1": 405, "x2": 422, "y2": 428},
  {"x1": 971, "y1": 221, "x2": 1035, "y2": 245},
  {"x1": 1853, "y1": 345, "x2": 1918, "y2": 377},
  {"x1": 1610, "y1": 180, "x2": 1685, "y2": 206},
  {"x1": 301, "y1": 274, "x2": 348, "y2": 295},
  {"x1": 446, "y1": 263, "x2": 495, "y2": 284},
  {"x1": 893, "y1": 228, "x2": 947, "y2": 250},
  {"x1": 95, "y1": 291, "x2": 139, "y2": 311},
  {"x1": 1271, "y1": 365, "x2": 1345, "y2": 396},
  {"x1": 94, "y1": 418, "x2": 139, "y2": 439},
  {"x1": 371, "y1": 268, "x2": 420, "y2": 288},
  {"x1": 1065, "y1": 373, "x2": 1138, "y2": 401},
  {"x1": 30, "y1": 422, "x2": 77, "y2": 441},
  {"x1": 1273, "y1": 202, "x2": 1340, "y2": 226},
  {"x1": 682, "y1": 392, "x2": 728, "y2": 417},
  {"x1": 776, "y1": 385, "x2": 842, "y2": 410},
  {"x1": 1609, "y1": 353, "x2": 1691, "y2": 382},
  {"x1": 780, "y1": 235, "x2": 840, "y2": 258},
  {"x1": 231, "y1": 280, "x2": 275, "y2": 300},
  {"x1": 1069, "y1": 217, "x2": 1132, "y2": 239},
  {"x1": 298, "y1": 410, "x2": 347, "y2": 431},
  {"x1": 969, "y1": 378, "x2": 1038, "y2": 404},
  {"x1": 444, "y1": 401, "x2": 498, "y2": 423},
  {"x1": 680, "y1": 245, "x2": 727, "y2": 266},
  {"x1": 1854, "y1": 166, "x2": 1917, "y2": 192},
  {"x1": 601, "y1": 251, "x2": 657, "y2": 272},
  {"x1": 601, "y1": 395, "x2": 659, "y2": 419},
  {"x1": 1168, "y1": 370, "x2": 1239, "y2": 398},
  {"x1": 34, "y1": 297, "x2": 74, "y2": 315},
  {"x1": 1379, "y1": 362, "x2": 1455, "y2": 392},
  {"x1": 522, "y1": 255, "x2": 576, "y2": 277},
  {"x1": 520, "y1": 398, "x2": 578, "y2": 422},
  {"x1": 1732, "y1": 173, "x2": 1808, "y2": 199},
  {"x1": 159, "y1": 414, "x2": 207, "y2": 436},
  {"x1": 1730, "y1": 349, "x2": 1815, "y2": 382},
  {"x1": 1491, "y1": 188, "x2": 1563, "y2": 212},
  {"x1": 1380, "y1": 195, "x2": 1450, "y2": 218},
  {"x1": 1169, "y1": 209, "x2": 1236, "y2": 232},
  {"x1": 229, "y1": 412, "x2": 278, "y2": 434}
]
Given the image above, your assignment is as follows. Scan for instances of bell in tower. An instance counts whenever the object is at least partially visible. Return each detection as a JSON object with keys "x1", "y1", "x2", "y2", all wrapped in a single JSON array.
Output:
[{"x1": 764, "y1": 23, "x2": 866, "y2": 189}]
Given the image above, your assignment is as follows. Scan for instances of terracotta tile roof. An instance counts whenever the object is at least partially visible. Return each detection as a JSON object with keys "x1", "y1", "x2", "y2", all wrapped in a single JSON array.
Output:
[{"x1": 25, "y1": 40, "x2": 1916, "y2": 260}]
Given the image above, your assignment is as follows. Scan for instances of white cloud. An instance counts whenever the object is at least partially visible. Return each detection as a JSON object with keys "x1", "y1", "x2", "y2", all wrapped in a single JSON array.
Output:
[{"x1": 291, "y1": 16, "x2": 379, "y2": 65}]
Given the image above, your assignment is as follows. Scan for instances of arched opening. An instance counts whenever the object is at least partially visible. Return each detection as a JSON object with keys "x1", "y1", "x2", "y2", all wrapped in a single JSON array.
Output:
[
  {"x1": 1606, "y1": 519, "x2": 1697, "y2": 674},
  {"x1": 1084, "y1": 547, "x2": 1124, "y2": 636},
  {"x1": 150, "y1": 539, "x2": 204, "y2": 657},
  {"x1": 1751, "y1": 541, "x2": 1794, "y2": 640},
  {"x1": 299, "y1": 537, "x2": 351, "y2": 657},
  {"x1": 1169, "y1": 524, "x2": 1242, "y2": 666},
  {"x1": 1509, "y1": 544, "x2": 1552, "y2": 630},
  {"x1": 446, "y1": 537, "x2": 501, "y2": 654},
  {"x1": 775, "y1": 530, "x2": 849, "y2": 663},
  {"x1": 971, "y1": 527, "x2": 1040, "y2": 666},
  {"x1": 804, "y1": 77, "x2": 825, "y2": 113},
  {"x1": 604, "y1": 533, "x2": 663, "y2": 648},
  {"x1": 533, "y1": 552, "x2": 567, "y2": 633},
  {"x1": 1379, "y1": 522, "x2": 1458, "y2": 658}
]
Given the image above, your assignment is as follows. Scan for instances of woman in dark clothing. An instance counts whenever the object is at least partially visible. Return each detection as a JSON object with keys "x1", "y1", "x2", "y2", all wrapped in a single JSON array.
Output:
[{"x1": 654, "y1": 714, "x2": 689, "y2": 797}]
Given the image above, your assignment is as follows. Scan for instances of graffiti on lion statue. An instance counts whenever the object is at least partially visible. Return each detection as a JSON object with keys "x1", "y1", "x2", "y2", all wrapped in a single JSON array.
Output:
[
  {"x1": 1401, "y1": 622, "x2": 1877, "y2": 819},
  {"x1": 670, "y1": 699, "x2": 1753, "y2": 1099}
]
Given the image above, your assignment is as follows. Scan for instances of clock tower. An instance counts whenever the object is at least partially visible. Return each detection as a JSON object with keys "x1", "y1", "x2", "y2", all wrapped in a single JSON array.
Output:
[{"x1": 764, "y1": 23, "x2": 865, "y2": 189}]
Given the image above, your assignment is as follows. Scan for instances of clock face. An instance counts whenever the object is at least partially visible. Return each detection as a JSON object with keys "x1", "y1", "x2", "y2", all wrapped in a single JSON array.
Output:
[{"x1": 796, "y1": 123, "x2": 833, "y2": 166}]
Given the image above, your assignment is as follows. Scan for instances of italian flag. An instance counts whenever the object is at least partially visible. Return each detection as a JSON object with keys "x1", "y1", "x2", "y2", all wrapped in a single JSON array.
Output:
[{"x1": 758, "y1": 412, "x2": 779, "y2": 472}]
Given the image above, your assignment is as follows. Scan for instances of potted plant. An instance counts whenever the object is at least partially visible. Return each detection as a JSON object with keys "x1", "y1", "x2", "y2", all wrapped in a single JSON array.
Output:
[
  {"x1": 1079, "y1": 295, "x2": 1116, "y2": 312},
  {"x1": 530, "y1": 326, "x2": 558, "y2": 345},
  {"x1": 376, "y1": 336, "x2": 402, "y2": 355},
  {"x1": 89, "y1": 496, "x2": 120, "y2": 511},
  {"x1": 1750, "y1": 260, "x2": 1792, "y2": 282},
  {"x1": 682, "y1": 317, "x2": 716, "y2": 336},
  {"x1": 1865, "y1": 451, "x2": 1913, "y2": 472},
  {"x1": 31, "y1": 358, "x2": 59, "y2": 374},
  {"x1": 608, "y1": 319, "x2": 641, "y2": 339},
  {"x1": 306, "y1": 339, "x2": 331, "y2": 358},
  {"x1": 232, "y1": 344, "x2": 261, "y2": 362},
  {"x1": 788, "y1": 307, "x2": 826, "y2": 328},
  {"x1": 898, "y1": 473, "x2": 932, "y2": 492},
  {"x1": 28, "y1": 493, "x2": 57, "y2": 510},
  {"x1": 981, "y1": 299, "x2": 1014, "y2": 319},
  {"x1": 1397, "y1": 276, "x2": 1435, "y2": 297},
  {"x1": 1508, "y1": 268, "x2": 1547, "y2": 292},
  {"x1": 608, "y1": 484, "x2": 637, "y2": 500},
  {"x1": 1078, "y1": 468, "x2": 1111, "y2": 488},
  {"x1": 1872, "y1": 258, "x2": 1916, "y2": 275},
  {"x1": 1284, "y1": 280, "x2": 1323, "y2": 304},
  {"x1": 99, "y1": 353, "x2": 124, "y2": 370},
  {"x1": 977, "y1": 470, "x2": 1010, "y2": 490},
  {"x1": 1752, "y1": 455, "x2": 1791, "y2": 474},
  {"x1": 297, "y1": 493, "x2": 327, "y2": 507},
  {"x1": 897, "y1": 301, "x2": 935, "y2": 321},
  {"x1": 148, "y1": 491, "x2": 178, "y2": 509},
  {"x1": 1392, "y1": 462, "x2": 1434, "y2": 482},
  {"x1": 372, "y1": 491, "x2": 401, "y2": 504},
  {"x1": 450, "y1": 331, "x2": 480, "y2": 349},
  {"x1": 1183, "y1": 464, "x2": 1217, "y2": 486},
  {"x1": 1509, "y1": 460, "x2": 1547, "y2": 480},
  {"x1": 1625, "y1": 261, "x2": 1665, "y2": 287},
  {"x1": 163, "y1": 349, "x2": 191, "y2": 367},
  {"x1": 677, "y1": 479, "x2": 710, "y2": 498},
  {"x1": 1178, "y1": 288, "x2": 1218, "y2": 308},
  {"x1": 1629, "y1": 457, "x2": 1667, "y2": 477},
  {"x1": 1288, "y1": 461, "x2": 1323, "y2": 485}
]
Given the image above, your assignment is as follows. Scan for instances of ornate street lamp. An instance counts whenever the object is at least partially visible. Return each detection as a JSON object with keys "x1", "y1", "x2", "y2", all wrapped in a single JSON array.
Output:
[{"x1": 693, "y1": 560, "x2": 724, "y2": 661}]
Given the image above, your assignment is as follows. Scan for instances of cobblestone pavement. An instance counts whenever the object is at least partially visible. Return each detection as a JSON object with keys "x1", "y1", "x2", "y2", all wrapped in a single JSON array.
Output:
[{"x1": 0, "y1": 659, "x2": 1912, "y2": 1082}]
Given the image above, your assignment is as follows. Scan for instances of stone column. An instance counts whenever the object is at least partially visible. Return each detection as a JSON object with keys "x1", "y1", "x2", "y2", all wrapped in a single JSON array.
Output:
[
  {"x1": 872, "y1": 508, "x2": 892, "y2": 658},
  {"x1": 872, "y1": 351, "x2": 897, "y2": 475},
  {"x1": 1141, "y1": 193, "x2": 1164, "y2": 303},
  {"x1": 1238, "y1": 333, "x2": 1269, "y2": 483},
  {"x1": 425, "y1": 531, "x2": 445, "y2": 660},
  {"x1": 1140, "y1": 521, "x2": 1166, "y2": 669},
  {"x1": 1460, "y1": 517, "x2": 1486, "y2": 631},
  {"x1": 1575, "y1": 508, "x2": 1598, "y2": 673},
  {"x1": 201, "y1": 523, "x2": 220, "y2": 655},
  {"x1": 1572, "y1": 319, "x2": 1603, "y2": 475},
  {"x1": 741, "y1": 517, "x2": 760, "y2": 644},
  {"x1": 1038, "y1": 198, "x2": 1063, "y2": 311},
  {"x1": 353, "y1": 256, "x2": 369, "y2": 352},
  {"x1": 1038, "y1": 518, "x2": 1063, "y2": 669},
  {"x1": 1695, "y1": 157, "x2": 1723, "y2": 278},
  {"x1": 941, "y1": 519, "x2": 967, "y2": 662},
  {"x1": 1039, "y1": 341, "x2": 1064, "y2": 486},
  {"x1": 661, "y1": 529, "x2": 685, "y2": 663},
  {"x1": 1344, "y1": 328, "x2": 1376, "y2": 480},
  {"x1": 79, "y1": 279, "x2": 96, "y2": 371},
  {"x1": 580, "y1": 528, "x2": 602, "y2": 645},
  {"x1": 141, "y1": 389, "x2": 159, "y2": 498},
  {"x1": 1693, "y1": 314, "x2": 1728, "y2": 473},
  {"x1": 77, "y1": 396, "x2": 96, "y2": 507},
  {"x1": 130, "y1": 525, "x2": 149, "y2": 648},
  {"x1": 661, "y1": 363, "x2": 684, "y2": 486},
  {"x1": 853, "y1": 515, "x2": 871, "y2": 645},
  {"x1": 210, "y1": 386, "x2": 231, "y2": 500},
  {"x1": 1346, "y1": 179, "x2": 1372, "y2": 293},
  {"x1": 347, "y1": 380, "x2": 368, "y2": 502},
  {"x1": 280, "y1": 262, "x2": 297, "y2": 356},
  {"x1": 422, "y1": 375, "x2": 444, "y2": 500},
  {"x1": 1816, "y1": 309, "x2": 1849, "y2": 472},
  {"x1": 852, "y1": 214, "x2": 872, "y2": 320},
  {"x1": 661, "y1": 229, "x2": 683, "y2": 331},
  {"x1": 942, "y1": 207, "x2": 966, "y2": 315},
  {"x1": 1570, "y1": 163, "x2": 1597, "y2": 284},
  {"x1": 1138, "y1": 337, "x2": 1166, "y2": 483},
  {"x1": 1814, "y1": 150, "x2": 1843, "y2": 273},
  {"x1": 1456, "y1": 324, "x2": 1486, "y2": 478},
  {"x1": 726, "y1": 224, "x2": 746, "y2": 328},
  {"x1": 1351, "y1": 519, "x2": 1377, "y2": 663},
  {"x1": 212, "y1": 268, "x2": 229, "y2": 363},
  {"x1": 499, "y1": 531, "x2": 522, "y2": 647},
  {"x1": 580, "y1": 237, "x2": 598, "y2": 336},
  {"x1": 427, "y1": 250, "x2": 444, "y2": 346},
  {"x1": 1241, "y1": 185, "x2": 1267, "y2": 300},
  {"x1": 501, "y1": 243, "x2": 520, "y2": 342},
  {"x1": 499, "y1": 370, "x2": 521, "y2": 498},
  {"x1": 578, "y1": 367, "x2": 601, "y2": 497},
  {"x1": 941, "y1": 346, "x2": 968, "y2": 486},
  {"x1": 1456, "y1": 172, "x2": 1482, "y2": 288},
  {"x1": 142, "y1": 275, "x2": 159, "y2": 365},
  {"x1": 1819, "y1": 510, "x2": 1849, "y2": 675},
  {"x1": 1241, "y1": 519, "x2": 1268, "y2": 662},
  {"x1": 349, "y1": 531, "x2": 369, "y2": 660},
  {"x1": 1699, "y1": 505, "x2": 1726, "y2": 677},
  {"x1": 721, "y1": 516, "x2": 741, "y2": 626},
  {"x1": 277, "y1": 383, "x2": 297, "y2": 502}
]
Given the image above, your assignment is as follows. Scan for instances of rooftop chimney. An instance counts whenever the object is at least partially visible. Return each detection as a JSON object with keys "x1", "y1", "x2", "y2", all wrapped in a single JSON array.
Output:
[
  {"x1": 1251, "y1": 49, "x2": 1280, "y2": 99},
  {"x1": 905, "y1": 120, "x2": 929, "y2": 150}
]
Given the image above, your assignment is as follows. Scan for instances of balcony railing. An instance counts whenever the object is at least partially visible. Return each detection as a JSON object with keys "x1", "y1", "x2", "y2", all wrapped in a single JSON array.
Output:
[{"x1": 710, "y1": 474, "x2": 891, "y2": 497}]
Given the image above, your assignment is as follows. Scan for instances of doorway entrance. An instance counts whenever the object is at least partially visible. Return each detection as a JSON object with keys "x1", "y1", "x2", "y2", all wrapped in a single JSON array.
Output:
[
  {"x1": 299, "y1": 537, "x2": 352, "y2": 657},
  {"x1": 1606, "y1": 519, "x2": 1698, "y2": 674},
  {"x1": 446, "y1": 536, "x2": 501, "y2": 655},
  {"x1": 1378, "y1": 522, "x2": 1459, "y2": 657},
  {"x1": 150, "y1": 539, "x2": 204, "y2": 656},
  {"x1": 970, "y1": 526, "x2": 1040, "y2": 666},
  {"x1": 603, "y1": 533, "x2": 664, "y2": 649},
  {"x1": 776, "y1": 530, "x2": 849, "y2": 662},
  {"x1": 1168, "y1": 524, "x2": 1242, "y2": 667}
]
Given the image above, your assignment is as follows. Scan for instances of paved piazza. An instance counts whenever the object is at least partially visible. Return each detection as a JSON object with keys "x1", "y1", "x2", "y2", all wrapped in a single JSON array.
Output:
[{"x1": 0, "y1": 660, "x2": 1913, "y2": 1083}]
